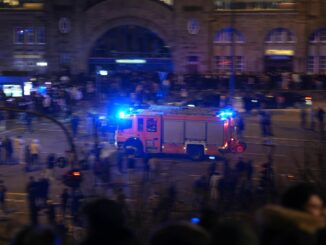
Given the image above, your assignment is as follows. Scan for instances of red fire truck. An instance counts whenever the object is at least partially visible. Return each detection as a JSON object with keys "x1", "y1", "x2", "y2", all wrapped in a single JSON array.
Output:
[{"x1": 115, "y1": 106, "x2": 246, "y2": 160}]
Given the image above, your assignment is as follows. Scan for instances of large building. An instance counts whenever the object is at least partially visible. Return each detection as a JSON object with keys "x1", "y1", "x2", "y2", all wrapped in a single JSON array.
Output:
[{"x1": 0, "y1": 0, "x2": 325, "y2": 76}]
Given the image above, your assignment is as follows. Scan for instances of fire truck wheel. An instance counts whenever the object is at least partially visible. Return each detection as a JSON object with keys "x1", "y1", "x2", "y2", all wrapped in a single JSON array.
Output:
[
  {"x1": 235, "y1": 142, "x2": 247, "y2": 153},
  {"x1": 187, "y1": 145, "x2": 204, "y2": 161},
  {"x1": 124, "y1": 140, "x2": 143, "y2": 156}
]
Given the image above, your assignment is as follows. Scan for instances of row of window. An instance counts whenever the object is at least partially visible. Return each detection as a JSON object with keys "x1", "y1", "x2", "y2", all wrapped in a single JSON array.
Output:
[
  {"x1": 214, "y1": 27, "x2": 326, "y2": 44},
  {"x1": 307, "y1": 56, "x2": 326, "y2": 74},
  {"x1": 213, "y1": 0, "x2": 297, "y2": 10},
  {"x1": 14, "y1": 27, "x2": 45, "y2": 44}
]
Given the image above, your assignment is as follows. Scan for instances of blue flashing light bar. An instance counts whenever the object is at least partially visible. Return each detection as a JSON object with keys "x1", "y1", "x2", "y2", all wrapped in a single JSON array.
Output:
[
  {"x1": 217, "y1": 109, "x2": 234, "y2": 120},
  {"x1": 191, "y1": 217, "x2": 201, "y2": 224},
  {"x1": 118, "y1": 111, "x2": 127, "y2": 119},
  {"x1": 115, "y1": 59, "x2": 147, "y2": 64}
]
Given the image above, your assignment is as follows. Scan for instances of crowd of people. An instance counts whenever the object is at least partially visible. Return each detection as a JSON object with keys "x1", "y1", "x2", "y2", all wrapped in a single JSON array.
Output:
[
  {"x1": 0, "y1": 70, "x2": 325, "y2": 244},
  {"x1": 5, "y1": 182, "x2": 326, "y2": 245}
]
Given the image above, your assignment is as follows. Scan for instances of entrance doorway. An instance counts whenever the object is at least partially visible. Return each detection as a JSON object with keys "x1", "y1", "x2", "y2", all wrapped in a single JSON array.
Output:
[
  {"x1": 264, "y1": 56, "x2": 293, "y2": 73},
  {"x1": 89, "y1": 25, "x2": 173, "y2": 74}
]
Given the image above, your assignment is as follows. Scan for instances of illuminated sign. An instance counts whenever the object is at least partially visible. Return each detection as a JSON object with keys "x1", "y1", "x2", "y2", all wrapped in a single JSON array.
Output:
[
  {"x1": 36, "y1": 62, "x2": 48, "y2": 67},
  {"x1": 265, "y1": 49, "x2": 294, "y2": 56},
  {"x1": 115, "y1": 59, "x2": 147, "y2": 64},
  {"x1": 3, "y1": 85, "x2": 23, "y2": 97},
  {"x1": 24, "y1": 82, "x2": 33, "y2": 96}
]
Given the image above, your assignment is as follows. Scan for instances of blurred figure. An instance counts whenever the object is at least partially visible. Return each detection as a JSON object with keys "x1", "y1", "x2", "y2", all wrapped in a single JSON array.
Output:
[
  {"x1": 80, "y1": 198, "x2": 137, "y2": 245},
  {"x1": 310, "y1": 107, "x2": 316, "y2": 131},
  {"x1": 150, "y1": 222, "x2": 210, "y2": 245},
  {"x1": 30, "y1": 139, "x2": 40, "y2": 169},
  {"x1": 3, "y1": 136, "x2": 13, "y2": 164},
  {"x1": 14, "y1": 135, "x2": 25, "y2": 164},
  {"x1": 0, "y1": 180, "x2": 7, "y2": 212},
  {"x1": 209, "y1": 171, "x2": 221, "y2": 202},
  {"x1": 60, "y1": 188, "x2": 69, "y2": 218},
  {"x1": 26, "y1": 176, "x2": 38, "y2": 225},
  {"x1": 281, "y1": 183, "x2": 324, "y2": 218},
  {"x1": 70, "y1": 113, "x2": 80, "y2": 138},
  {"x1": 11, "y1": 225, "x2": 61, "y2": 245},
  {"x1": 300, "y1": 108, "x2": 307, "y2": 129},
  {"x1": 211, "y1": 221, "x2": 258, "y2": 245},
  {"x1": 24, "y1": 112, "x2": 33, "y2": 133},
  {"x1": 317, "y1": 107, "x2": 325, "y2": 134}
]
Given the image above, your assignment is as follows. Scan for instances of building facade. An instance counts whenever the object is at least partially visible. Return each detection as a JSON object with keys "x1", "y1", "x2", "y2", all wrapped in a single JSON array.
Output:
[{"x1": 0, "y1": 0, "x2": 325, "y2": 76}]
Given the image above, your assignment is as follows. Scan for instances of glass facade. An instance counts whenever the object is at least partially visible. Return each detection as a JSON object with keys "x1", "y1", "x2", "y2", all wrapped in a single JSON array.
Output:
[{"x1": 213, "y1": 0, "x2": 297, "y2": 10}]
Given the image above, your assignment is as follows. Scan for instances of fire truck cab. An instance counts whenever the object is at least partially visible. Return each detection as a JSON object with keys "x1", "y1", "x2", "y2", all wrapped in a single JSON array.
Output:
[{"x1": 115, "y1": 106, "x2": 246, "y2": 160}]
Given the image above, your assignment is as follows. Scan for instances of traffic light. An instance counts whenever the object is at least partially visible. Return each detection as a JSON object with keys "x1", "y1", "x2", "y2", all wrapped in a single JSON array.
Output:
[{"x1": 63, "y1": 169, "x2": 83, "y2": 188}]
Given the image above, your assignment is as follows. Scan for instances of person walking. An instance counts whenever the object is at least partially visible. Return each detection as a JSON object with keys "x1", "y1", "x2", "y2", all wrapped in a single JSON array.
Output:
[
  {"x1": 24, "y1": 144, "x2": 32, "y2": 172},
  {"x1": 209, "y1": 171, "x2": 222, "y2": 202},
  {"x1": 25, "y1": 113, "x2": 33, "y2": 133},
  {"x1": 310, "y1": 107, "x2": 316, "y2": 131},
  {"x1": 14, "y1": 135, "x2": 25, "y2": 164},
  {"x1": 30, "y1": 139, "x2": 40, "y2": 169},
  {"x1": 300, "y1": 108, "x2": 307, "y2": 129},
  {"x1": 60, "y1": 188, "x2": 69, "y2": 218},
  {"x1": 317, "y1": 107, "x2": 325, "y2": 134},
  {"x1": 3, "y1": 136, "x2": 13, "y2": 164},
  {"x1": 0, "y1": 180, "x2": 7, "y2": 212},
  {"x1": 70, "y1": 113, "x2": 80, "y2": 138},
  {"x1": 26, "y1": 176, "x2": 38, "y2": 225}
]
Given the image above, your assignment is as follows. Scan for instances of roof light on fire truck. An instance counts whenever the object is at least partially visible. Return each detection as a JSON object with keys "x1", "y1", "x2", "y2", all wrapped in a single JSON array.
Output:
[
  {"x1": 217, "y1": 110, "x2": 234, "y2": 120},
  {"x1": 118, "y1": 111, "x2": 127, "y2": 119}
]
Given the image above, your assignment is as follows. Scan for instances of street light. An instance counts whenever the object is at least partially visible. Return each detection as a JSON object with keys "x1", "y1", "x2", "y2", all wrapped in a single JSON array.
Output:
[{"x1": 36, "y1": 61, "x2": 48, "y2": 67}]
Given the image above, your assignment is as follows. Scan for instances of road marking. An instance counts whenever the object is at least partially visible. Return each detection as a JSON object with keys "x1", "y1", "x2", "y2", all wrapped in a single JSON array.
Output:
[
  {"x1": 245, "y1": 136, "x2": 323, "y2": 143},
  {"x1": 243, "y1": 152, "x2": 286, "y2": 158},
  {"x1": 7, "y1": 192, "x2": 26, "y2": 196}
]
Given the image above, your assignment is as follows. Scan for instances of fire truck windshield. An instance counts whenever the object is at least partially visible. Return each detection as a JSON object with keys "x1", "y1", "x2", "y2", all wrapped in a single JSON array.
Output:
[{"x1": 118, "y1": 119, "x2": 133, "y2": 130}]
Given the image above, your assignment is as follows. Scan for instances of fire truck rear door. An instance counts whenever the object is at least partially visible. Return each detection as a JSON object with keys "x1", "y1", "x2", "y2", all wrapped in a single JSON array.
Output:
[{"x1": 143, "y1": 116, "x2": 161, "y2": 153}]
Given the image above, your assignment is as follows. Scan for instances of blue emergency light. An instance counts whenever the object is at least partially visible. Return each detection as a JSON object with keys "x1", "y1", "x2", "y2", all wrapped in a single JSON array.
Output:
[
  {"x1": 217, "y1": 109, "x2": 234, "y2": 120},
  {"x1": 118, "y1": 111, "x2": 127, "y2": 119}
]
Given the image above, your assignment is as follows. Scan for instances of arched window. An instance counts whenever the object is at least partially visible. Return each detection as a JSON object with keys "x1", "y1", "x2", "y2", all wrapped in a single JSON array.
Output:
[
  {"x1": 214, "y1": 28, "x2": 244, "y2": 43},
  {"x1": 309, "y1": 29, "x2": 326, "y2": 43},
  {"x1": 265, "y1": 28, "x2": 295, "y2": 43},
  {"x1": 308, "y1": 29, "x2": 326, "y2": 74},
  {"x1": 213, "y1": 28, "x2": 245, "y2": 73}
]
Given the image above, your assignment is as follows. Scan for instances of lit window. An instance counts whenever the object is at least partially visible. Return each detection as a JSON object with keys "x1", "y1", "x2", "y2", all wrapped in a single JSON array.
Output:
[
  {"x1": 214, "y1": 28, "x2": 244, "y2": 43},
  {"x1": 146, "y1": 118, "x2": 157, "y2": 132},
  {"x1": 36, "y1": 27, "x2": 45, "y2": 44},
  {"x1": 265, "y1": 28, "x2": 295, "y2": 43},
  {"x1": 25, "y1": 28, "x2": 35, "y2": 44},
  {"x1": 319, "y1": 56, "x2": 326, "y2": 74},
  {"x1": 14, "y1": 27, "x2": 24, "y2": 44},
  {"x1": 307, "y1": 56, "x2": 315, "y2": 74}
]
